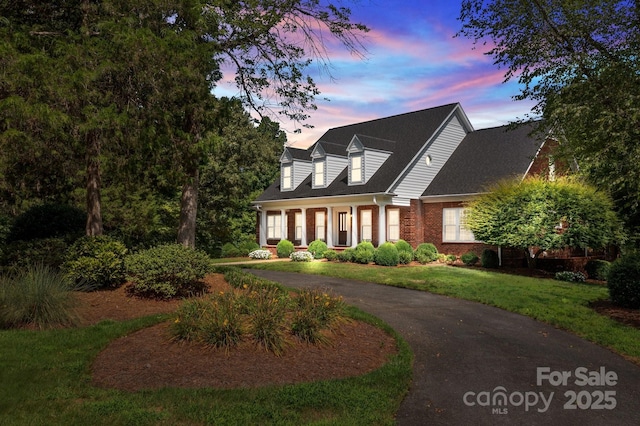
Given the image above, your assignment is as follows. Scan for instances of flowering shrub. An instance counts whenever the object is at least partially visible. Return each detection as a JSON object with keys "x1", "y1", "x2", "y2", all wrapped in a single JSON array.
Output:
[
  {"x1": 554, "y1": 271, "x2": 587, "y2": 283},
  {"x1": 291, "y1": 288, "x2": 347, "y2": 343},
  {"x1": 290, "y1": 251, "x2": 314, "y2": 262},
  {"x1": 248, "y1": 249, "x2": 272, "y2": 260}
]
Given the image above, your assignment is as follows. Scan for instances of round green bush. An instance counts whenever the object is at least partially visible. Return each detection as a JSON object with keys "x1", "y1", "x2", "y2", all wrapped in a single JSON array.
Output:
[
  {"x1": 324, "y1": 249, "x2": 338, "y2": 261},
  {"x1": 221, "y1": 242, "x2": 242, "y2": 258},
  {"x1": 481, "y1": 249, "x2": 500, "y2": 268},
  {"x1": 354, "y1": 241, "x2": 375, "y2": 264},
  {"x1": 8, "y1": 204, "x2": 85, "y2": 243},
  {"x1": 62, "y1": 236, "x2": 128, "y2": 290},
  {"x1": 1, "y1": 238, "x2": 68, "y2": 270},
  {"x1": 374, "y1": 242, "x2": 399, "y2": 266},
  {"x1": 585, "y1": 259, "x2": 611, "y2": 281},
  {"x1": 461, "y1": 252, "x2": 479, "y2": 266},
  {"x1": 398, "y1": 250, "x2": 414, "y2": 265},
  {"x1": 607, "y1": 255, "x2": 640, "y2": 309},
  {"x1": 394, "y1": 239, "x2": 413, "y2": 254},
  {"x1": 308, "y1": 239, "x2": 328, "y2": 259},
  {"x1": 238, "y1": 240, "x2": 260, "y2": 256},
  {"x1": 415, "y1": 243, "x2": 438, "y2": 264},
  {"x1": 337, "y1": 248, "x2": 354, "y2": 262},
  {"x1": 125, "y1": 244, "x2": 212, "y2": 299},
  {"x1": 276, "y1": 239, "x2": 295, "y2": 258}
]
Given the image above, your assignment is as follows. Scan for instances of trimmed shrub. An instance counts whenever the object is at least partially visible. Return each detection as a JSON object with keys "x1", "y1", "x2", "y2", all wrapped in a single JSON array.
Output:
[
  {"x1": 308, "y1": 239, "x2": 328, "y2": 259},
  {"x1": 394, "y1": 239, "x2": 413, "y2": 254},
  {"x1": 237, "y1": 240, "x2": 260, "y2": 256},
  {"x1": 0, "y1": 264, "x2": 78, "y2": 329},
  {"x1": 221, "y1": 242, "x2": 242, "y2": 258},
  {"x1": 337, "y1": 248, "x2": 355, "y2": 262},
  {"x1": 555, "y1": 271, "x2": 587, "y2": 283},
  {"x1": 125, "y1": 244, "x2": 211, "y2": 299},
  {"x1": 353, "y1": 241, "x2": 375, "y2": 264},
  {"x1": 481, "y1": 249, "x2": 500, "y2": 268},
  {"x1": 324, "y1": 249, "x2": 338, "y2": 261},
  {"x1": 276, "y1": 239, "x2": 294, "y2": 258},
  {"x1": 585, "y1": 259, "x2": 611, "y2": 281},
  {"x1": 62, "y1": 236, "x2": 128, "y2": 290},
  {"x1": 7, "y1": 204, "x2": 85, "y2": 243},
  {"x1": 607, "y1": 256, "x2": 640, "y2": 309},
  {"x1": 374, "y1": 242, "x2": 399, "y2": 266},
  {"x1": 398, "y1": 250, "x2": 414, "y2": 265},
  {"x1": 1, "y1": 238, "x2": 68, "y2": 269},
  {"x1": 461, "y1": 252, "x2": 479, "y2": 265},
  {"x1": 290, "y1": 251, "x2": 314, "y2": 262},
  {"x1": 415, "y1": 243, "x2": 438, "y2": 264}
]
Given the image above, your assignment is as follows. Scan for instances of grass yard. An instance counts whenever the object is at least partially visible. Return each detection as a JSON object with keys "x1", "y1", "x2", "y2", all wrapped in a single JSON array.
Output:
[
  {"x1": 0, "y1": 291, "x2": 412, "y2": 426},
  {"x1": 245, "y1": 261, "x2": 640, "y2": 363}
]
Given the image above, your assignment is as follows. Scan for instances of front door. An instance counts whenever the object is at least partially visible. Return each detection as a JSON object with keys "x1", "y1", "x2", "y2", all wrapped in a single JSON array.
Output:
[{"x1": 338, "y1": 212, "x2": 348, "y2": 246}]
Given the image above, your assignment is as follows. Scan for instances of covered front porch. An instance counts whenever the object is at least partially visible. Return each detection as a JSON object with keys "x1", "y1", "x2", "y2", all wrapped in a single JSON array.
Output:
[{"x1": 254, "y1": 194, "x2": 404, "y2": 250}]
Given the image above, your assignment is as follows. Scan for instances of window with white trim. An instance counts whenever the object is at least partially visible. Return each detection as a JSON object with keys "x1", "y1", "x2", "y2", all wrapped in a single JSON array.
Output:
[
  {"x1": 314, "y1": 160, "x2": 325, "y2": 187},
  {"x1": 350, "y1": 154, "x2": 363, "y2": 184},
  {"x1": 443, "y1": 208, "x2": 475, "y2": 242},
  {"x1": 281, "y1": 164, "x2": 292, "y2": 190},
  {"x1": 361, "y1": 209, "x2": 372, "y2": 241},
  {"x1": 266, "y1": 214, "x2": 282, "y2": 239},
  {"x1": 315, "y1": 211, "x2": 325, "y2": 241},
  {"x1": 294, "y1": 212, "x2": 302, "y2": 240},
  {"x1": 387, "y1": 209, "x2": 400, "y2": 241}
]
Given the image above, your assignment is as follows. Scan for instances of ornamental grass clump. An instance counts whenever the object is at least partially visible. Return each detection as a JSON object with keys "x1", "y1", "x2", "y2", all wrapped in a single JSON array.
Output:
[
  {"x1": 245, "y1": 286, "x2": 290, "y2": 355},
  {"x1": 291, "y1": 288, "x2": 347, "y2": 344},
  {"x1": 0, "y1": 264, "x2": 78, "y2": 329}
]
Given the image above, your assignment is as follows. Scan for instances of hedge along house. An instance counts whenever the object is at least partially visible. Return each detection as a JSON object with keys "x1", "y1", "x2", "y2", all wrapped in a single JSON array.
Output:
[{"x1": 253, "y1": 103, "x2": 551, "y2": 259}]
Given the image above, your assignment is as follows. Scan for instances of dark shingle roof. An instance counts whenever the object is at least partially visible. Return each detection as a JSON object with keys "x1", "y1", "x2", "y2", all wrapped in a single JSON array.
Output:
[
  {"x1": 422, "y1": 122, "x2": 543, "y2": 197},
  {"x1": 256, "y1": 103, "x2": 460, "y2": 201}
]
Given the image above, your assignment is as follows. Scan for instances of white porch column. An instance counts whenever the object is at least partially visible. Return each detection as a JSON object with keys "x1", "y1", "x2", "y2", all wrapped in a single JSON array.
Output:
[
  {"x1": 326, "y1": 207, "x2": 333, "y2": 247},
  {"x1": 378, "y1": 204, "x2": 386, "y2": 246},
  {"x1": 301, "y1": 208, "x2": 307, "y2": 246},
  {"x1": 351, "y1": 205, "x2": 358, "y2": 247},
  {"x1": 280, "y1": 210, "x2": 287, "y2": 241},
  {"x1": 259, "y1": 209, "x2": 267, "y2": 247}
]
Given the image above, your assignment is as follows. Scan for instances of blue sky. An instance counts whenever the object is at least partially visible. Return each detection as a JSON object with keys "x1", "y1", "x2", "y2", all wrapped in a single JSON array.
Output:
[{"x1": 216, "y1": 0, "x2": 538, "y2": 147}]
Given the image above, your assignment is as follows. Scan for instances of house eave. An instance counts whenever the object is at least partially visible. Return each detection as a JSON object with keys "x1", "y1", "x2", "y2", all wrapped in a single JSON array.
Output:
[
  {"x1": 253, "y1": 192, "x2": 395, "y2": 209},
  {"x1": 420, "y1": 192, "x2": 483, "y2": 203}
]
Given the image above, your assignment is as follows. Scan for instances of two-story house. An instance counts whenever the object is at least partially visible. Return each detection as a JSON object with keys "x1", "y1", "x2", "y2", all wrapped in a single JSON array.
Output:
[{"x1": 254, "y1": 103, "x2": 551, "y2": 258}]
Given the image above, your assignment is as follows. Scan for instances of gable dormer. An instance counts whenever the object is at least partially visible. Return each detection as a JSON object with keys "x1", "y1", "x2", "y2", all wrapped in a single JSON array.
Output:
[
  {"x1": 280, "y1": 146, "x2": 311, "y2": 192},
  {"x1": 311, "y1": 141, "x2": 348, "y2": 189},
  {"x1": 346, "y1": 135, "x2": 394, "y2": 185}
]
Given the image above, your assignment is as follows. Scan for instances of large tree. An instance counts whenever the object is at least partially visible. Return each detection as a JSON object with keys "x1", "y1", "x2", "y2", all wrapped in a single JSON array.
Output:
[
  {"x1": 465, "y1": 177, "x2": 622, "y2": 268},
  {"x1": 0, "y1": 0, "x2": 368, "y2": 247},
  {"x1": 458, "y1": 0, "x2": 640, "y2": 243}
]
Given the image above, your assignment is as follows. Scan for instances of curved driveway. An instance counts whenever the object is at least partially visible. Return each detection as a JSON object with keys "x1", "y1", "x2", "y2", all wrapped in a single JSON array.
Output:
[{"x1": 248, "y1": 269, "x2": 640, "y2": 425}]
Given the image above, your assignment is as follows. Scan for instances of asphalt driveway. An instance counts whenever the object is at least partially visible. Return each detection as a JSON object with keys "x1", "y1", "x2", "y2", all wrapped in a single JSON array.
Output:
[{"x1": 247, "y1": 269, "x2": 640, "y2": 425}]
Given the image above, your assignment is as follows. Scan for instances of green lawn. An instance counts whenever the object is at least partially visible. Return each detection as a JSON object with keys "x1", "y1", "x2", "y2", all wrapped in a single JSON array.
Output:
[
  {"x1": 0, "y1": 288, "x2": 412, "y2": 425},
  {"x1": 244, "y1": 261, "x2": 640, "y2": 363}
]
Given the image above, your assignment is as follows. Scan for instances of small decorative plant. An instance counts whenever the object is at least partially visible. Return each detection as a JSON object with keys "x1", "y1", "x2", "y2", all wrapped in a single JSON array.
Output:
[
  {"x1": 290, "y1": 251, "x2": 314, "y2": 262},
  {"x1": 248, "y1": 249, "x2": 272, "y2": 260}
]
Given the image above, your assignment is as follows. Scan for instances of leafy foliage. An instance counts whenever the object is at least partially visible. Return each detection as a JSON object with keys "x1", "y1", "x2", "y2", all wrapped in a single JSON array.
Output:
[
  {"x1": 125, "y1": 244, "x2": 211, "y2": 299},
  {"x1": 554, "y1": 271, "x2": 587, "y2": 283},
  {"x1": 585, "y1": 260, "x2": 611, "y2": 281},
  {"x1": 415, "y1": 243, "x2": 438, "y2": 264},
  {"x1": 607, "y1": 255, "x2": 640, "y2": 309},
  {"x1": 374, "y1": 242, "x2": 399, "y2": 267},
  {"x1": 481, "y1": 249, "x2": 500, "y2": 269},
  {"x1": 1, "y1": 238, "x2": 68, "y2": 270},
  {"x1": 324, "y1": 249, "x2": 338, "y2": 261},
  {"x1": 337, "y1": 248, "x2": 355, "y2": 262},
  {"x1": 62, "y1": 236, "x2": 128, "y2": 290},
  {"x1": 461, "y1": 252, "x2": 479, "y2": 265},
  {"x1": 466, "y1": 177, "x2": 622, "y2": 267},
  {"x1": 308, "y1": 239, "x2": 328, "y2": 259},
  {"x1": 458, "y1": 0, "x2": 640, "y2": 244},
  {"x1": 276, "y1": 239, "x2": 295, "y2": 258},
  {"x1": 353, "y1": 241, "x2": 375, "y2": 264},
  {"x1": 7, "y1": 204, "x2": 84, "y2": 243}
]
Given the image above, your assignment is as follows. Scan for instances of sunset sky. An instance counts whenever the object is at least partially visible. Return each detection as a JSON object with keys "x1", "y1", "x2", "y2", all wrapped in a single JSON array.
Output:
[{"x1": 216, "y1": 0, "x2": 538, "y2": 147}]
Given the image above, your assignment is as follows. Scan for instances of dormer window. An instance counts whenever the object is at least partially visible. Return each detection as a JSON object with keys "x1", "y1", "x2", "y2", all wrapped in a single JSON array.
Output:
[
  {"x1": 282, "y1": 164, "x2": 292, "y2": 190},
  {"x1": 350, "y1": 154, "x2": 363, "y2": 184},
  {"x1": 314, "y1": 159, "x2": 325, "y2": 188}
]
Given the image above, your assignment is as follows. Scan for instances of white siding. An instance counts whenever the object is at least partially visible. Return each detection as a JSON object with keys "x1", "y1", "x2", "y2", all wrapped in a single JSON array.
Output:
[
  {"x1": 364, "y1": 150, "x2": 391, "y2": 182},
  {"x1": 293, "y1": 160, "x2": 312, "y2": 189},
  {"x1": 391, "y1": 115, "x2": 467, "y2": 199},
  {"x1": 326, "y1": 155, "x2": 348, "y2": 186}
]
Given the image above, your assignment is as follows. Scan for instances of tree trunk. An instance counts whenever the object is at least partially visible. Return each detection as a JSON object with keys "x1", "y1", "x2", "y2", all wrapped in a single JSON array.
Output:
[
  {"x1": 525, "y1": 247, "x2": 538, "y2": 269},
  {"x1": 85, "y1": 132, "x2": 103, "y2": 236},
  {"x1": 177, "y1": 168, "x2": 199, "y2": 248}
]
